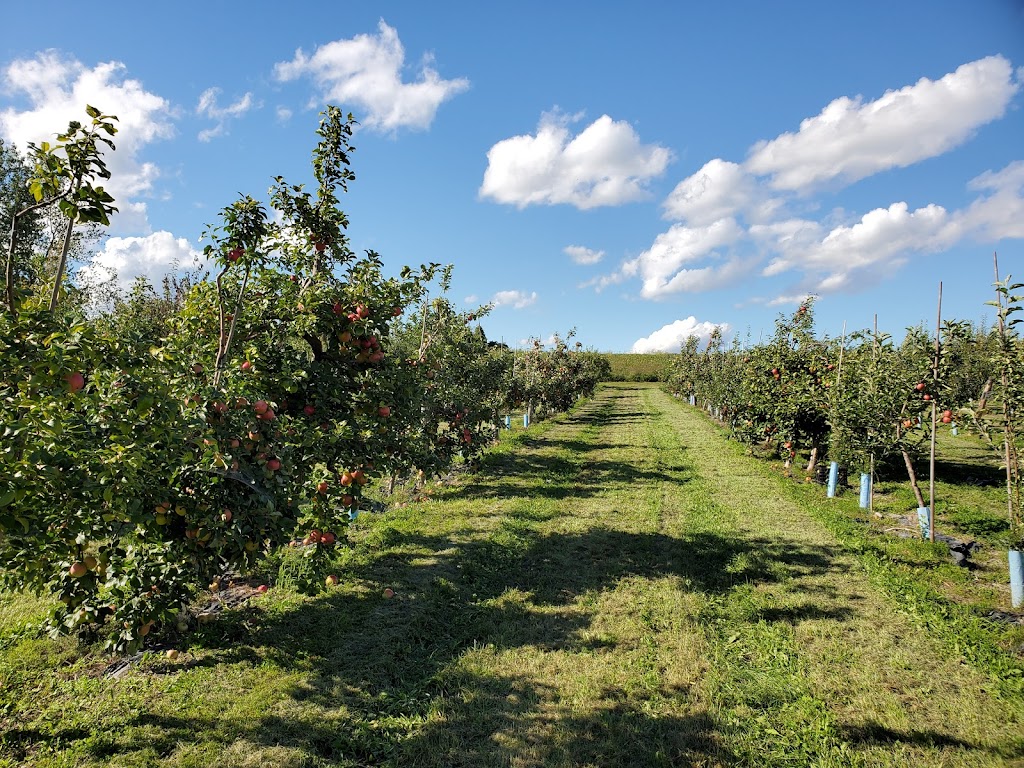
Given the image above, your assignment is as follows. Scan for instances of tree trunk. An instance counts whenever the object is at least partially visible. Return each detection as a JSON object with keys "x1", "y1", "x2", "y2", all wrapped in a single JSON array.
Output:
[
  {"x1": 805, "y1": 445, "x2": 819, "y2": 475},
  {"x1": 902, "y1": 449, "x2": 926, "y2": 508}
]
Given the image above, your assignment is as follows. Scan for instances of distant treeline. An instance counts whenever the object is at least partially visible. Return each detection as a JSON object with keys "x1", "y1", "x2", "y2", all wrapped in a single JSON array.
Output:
[{"x1": 602, "y1": 353, "x2": 674, "y2": 382}]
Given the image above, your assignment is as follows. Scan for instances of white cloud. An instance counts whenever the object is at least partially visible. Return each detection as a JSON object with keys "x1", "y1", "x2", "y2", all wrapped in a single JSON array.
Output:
[
  {"x1": 479, "y1": 111, "x2": 672, "y2": 209},
  {"x1": 0, "y1": 51, "x2": 174, "y2": 233},
  {"x1": 663, "y1": 159, "x2": 759, "y2": 225},
  {"x1": 196, "y1": 87, "x2": 255, "y2": 142},
  {"x1": 760, "y1": 160, "x2": 1024, "y2": 294},
  {"x1": 746, "y1": 56, "x2": 1020, "y2": 191},
  {"x1": 273, "y1": 20, "x2": 468, "y2": 132},
  {"x1": 618, "y1": 218, "x2": 744, "y2": 299},
  {"x1": 491, "y1": 289, "x2": 538, "y2": 309},
  {"x1": 275, "y1": 106, "x2": 293, "y2": 122},
  {"x1": 78, "y1": 231, "x2": 200, "y2": 295},
  {"x1": 631, "y1": 317, "x2": 731, "y2": 353},
  {"x1": 564, "y1": 244, "x2": 604, "y2": 265}
]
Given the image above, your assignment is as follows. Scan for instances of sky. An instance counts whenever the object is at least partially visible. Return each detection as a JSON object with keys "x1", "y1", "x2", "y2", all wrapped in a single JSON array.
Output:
[{"x1": 1, "y1": 1, "x2": 1023, "y2": 352}]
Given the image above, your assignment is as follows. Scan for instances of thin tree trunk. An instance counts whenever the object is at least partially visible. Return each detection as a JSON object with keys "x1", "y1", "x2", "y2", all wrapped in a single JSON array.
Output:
[
  {"x1": 805, "y1": 445, "x2": 819, "y2": 475},
  {"x1": 902, "y1": 449, "x2": 926, "y2": 508},
  {"x1": 47, "y1": 215, "x2": 77, "y2": 311}
]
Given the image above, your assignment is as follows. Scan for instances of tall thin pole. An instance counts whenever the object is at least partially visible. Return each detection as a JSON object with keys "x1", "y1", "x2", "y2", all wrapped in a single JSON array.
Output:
[
  {"x1": 928, "y1": 282, "x2": 942, "y2": 542},
  {"x1": 994, "y1": 253, "x2": 1015, "y2": 526}
]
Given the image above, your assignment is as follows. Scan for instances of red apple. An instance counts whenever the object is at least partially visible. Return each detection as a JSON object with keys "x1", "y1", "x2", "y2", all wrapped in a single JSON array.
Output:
[
  {"x1": 69, "y1": 562, "x2": 88, "y2": 578},
  {"x1": 340, "y1": 472, "x2": 353, "y2": 487},
  {"x1": 241, "y1": 361, "x2": 252, "y2": 372},
  {"x1": 221, "y1": 509, "x2": 232, "y2": 523},
  {"x1": 303, "y1": 404, "x2": 316, "y2": 417},
  {"x1": 317, "y1": 481, "x2": 329, "y2": 494},
  {"x1": 65, "y1": 372, "x2": 86, "y2": 393},
  {"x1": 256, "y1": 584, "x2": 268, "y2": 594},
  {"x1": 321, "y1": 531, "x2": 336, "y2": 545},
  {"x1": 915, "y1": 382, "x2": 926, "y2": 391},
  {"x1": 266, "y1": 458, "x2": 281, "y2": 472},
  {"x1": 226, "y1": 248, "x2": 243, "y2": 262},
  {"x1": 378, "y1": 406, "x2": 391, "y2": 418},
  {"x1": 253, "y1": 400, "x2": 269, "y2": 415},
  {"x1": 325, "y1": 574, "x2": 338, "y2": 586},
  {"x1": 356, "y1": 304, "x2": 369, "y2": 319},
  {"x1": 383, "y1": 588, "x2": 395, "y2": 599}
]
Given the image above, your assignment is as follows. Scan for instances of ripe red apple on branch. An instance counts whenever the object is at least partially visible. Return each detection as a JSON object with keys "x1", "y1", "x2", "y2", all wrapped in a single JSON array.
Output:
[{"x1": 65, "y1": 372, "x2": 85, "y2": 392}]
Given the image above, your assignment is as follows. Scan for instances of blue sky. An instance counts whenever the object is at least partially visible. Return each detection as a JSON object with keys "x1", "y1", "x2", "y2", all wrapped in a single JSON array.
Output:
[{"x1": 2, "y1": 1, "x2": 1022, "y2": 351}]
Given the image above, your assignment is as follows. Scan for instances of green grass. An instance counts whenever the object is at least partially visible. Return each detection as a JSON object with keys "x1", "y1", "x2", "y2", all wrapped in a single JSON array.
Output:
[
  {"x1": 601, "y1": 353, "x2": 673, "y2": 381},
  {"x1": 1, "y1": 383, "x2": 1022, "y2": 766}
]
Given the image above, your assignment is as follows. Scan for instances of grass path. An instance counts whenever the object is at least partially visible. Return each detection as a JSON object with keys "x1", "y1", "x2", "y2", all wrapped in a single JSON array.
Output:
[{"x1": 1, "y1": 382, "x2": 1022, "y2": 767}]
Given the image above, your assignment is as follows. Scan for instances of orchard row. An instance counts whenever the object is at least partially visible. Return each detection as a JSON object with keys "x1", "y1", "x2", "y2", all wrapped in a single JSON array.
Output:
[
  {"x1": 665, "y1": 294, "x2": 1023, "y2": 541},
  {"x1": 0, "y1": 106, "x2": 608, "y2": 651}
]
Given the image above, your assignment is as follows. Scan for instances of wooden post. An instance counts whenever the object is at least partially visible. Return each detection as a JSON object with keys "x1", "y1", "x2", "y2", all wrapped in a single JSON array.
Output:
[{"x1": 928, "y1": 282, "x2": 942, "y2": 542}]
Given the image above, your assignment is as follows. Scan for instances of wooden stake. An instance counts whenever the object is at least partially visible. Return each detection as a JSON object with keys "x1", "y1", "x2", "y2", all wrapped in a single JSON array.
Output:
[{"x1": 928, "y1": 281, "x2": 942, "y2": 542}]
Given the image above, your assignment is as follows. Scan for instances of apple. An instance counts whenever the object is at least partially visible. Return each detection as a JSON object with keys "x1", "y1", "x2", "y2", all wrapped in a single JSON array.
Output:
[
  {"x1": 65, "y1": 372, "x2": 86, "y2": 393},
  {"x1": 192, "y1": 364, "x2": 204, "y2": 374},
  {"x1": 83, "y1": 556, "x2": 98, "y2": 571},
  {"x1": 241, "y1": 361, "x2": 252, "y2": 372},
  {"x1": 166, "y1": 649, "x2": 180, "y2": 660},
  {"x1": 69, "y1": 562, "x2": 88, "y2": 578},
  {"x1": 226, "y1": 247, "x2": 243, "y2": 262},
  {"x1": 915, "y1": 382, "x2": 926, "y2": 391},
  {"x1": 317, "y1": 481, "x2": 329, "y2": 494},
  {"x1": 391, "y1": 306, "x2": 402, "y2": 317},
  {"x1": 253, "y1": 400, "x2": 269, "y2": 415},
  {"x1": 340, "y1": 472, "x2": 353, "y2": 487},
  {"x1": 315, "y1": 241, "x2": 327, "y2": 252},
  {"x1": 338, "y1": 331, "x2": 352, "y2": 343},
  {"x1": 332, "y1": 302, "x2": 344, "y2": 315},
  {"x1": 356, "y1": 304, "x2": 369, "y2": 319},
  {"x1": 321, "y1": 531, "x2": 336, "y2": 545},
  {"x1": 369, "y1": 351, "x2": 384, "y2": 364},
  {"x1": 221, "y1": 509, "x2": 233, "y2": 523},
  {"x1": 325, "y1": 574, "x2": 339, "y2": 586},
  {"x1": 383, "y1": 588, "x2": 395, "y2": 599},
  {"x1": 378, "y1": 406, "x2": 391, "y2": 418},
  {"x1": 229, "y1": 438, "x2": 241, "y2": 449},
  {"x1": 303, "y1": 404, "x2": 316, "y2": 417},
  {"x1": 256, "y1": 584, "x2": 269, "y2": 594},
  {"x1": 341, "y1": 494, "x2": 354, "y2": 507},
  {"x1": 139, "y1": 620, "x2": 155, "y2": 637},
  {"x1": 923, "y1": 394, "x2": 932, "y2": 401},
  {"x1": 258, "y1": 409, "x2": 276, "y2": 421},
  {"x1": 352, "y1": 469, "x2": 367, "y2": 485},
  {"x1": 266, "y1": 458, "x2": 281, "y2": 472},
  {"x1": 941, "y1": 415, "x2": 952, "y2": 424}
]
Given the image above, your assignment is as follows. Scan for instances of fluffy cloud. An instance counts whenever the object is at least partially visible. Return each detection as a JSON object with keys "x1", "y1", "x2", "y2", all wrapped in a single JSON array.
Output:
[
  {"x1": 564, "y1": 245, "x2": 604, "y2": 265},
  {"x1": 618, "y1": 218, "x2": 744, "y2": 299},
  {"x1": 196, "y1": 87, "x2": 255, "y2": 142},
  {"x1": 479, "y1": 111, "x2": 672, "y2": 209},
  {"x1": 78, "y1": 231, "x2": 200, "y2": 295},
  {"x1": 746, "y1": 56, "x2": 1020, "y2": 191},
  {"x1": 601, "y1": 56, "x2": 1023, "y2": 305},
  {"x1": 631, "y1": 317, "x2": 730, "y2": 353},
  {"x1": 759, "y1": 160, "x2": 1024, "y2": 294},
  {"x1": 0, "y1": 52, "x2": 174, "y2": 232},
  {"x1": 491, "y1": 289, "x2": 538, "y2": 309},
  {"x1": 662, "y1": 159, "x2": 759, "y2": 226},
  {"x1": 274, "y1": 20, "x2": 468, "y2": 132}
]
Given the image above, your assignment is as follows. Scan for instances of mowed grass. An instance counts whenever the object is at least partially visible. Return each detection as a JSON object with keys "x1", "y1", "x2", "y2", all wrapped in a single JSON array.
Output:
[
  {"x1": 1, "y1": 383, "x2": 1022, "y2": 767},
  {"x1": 602, "y1": 353, "x2": 673, "y2": 381}
]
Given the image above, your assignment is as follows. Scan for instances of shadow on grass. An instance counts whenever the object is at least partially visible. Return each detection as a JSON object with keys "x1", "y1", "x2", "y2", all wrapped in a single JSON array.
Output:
[{"x1": 37, "y1": 518, "x2": 864, "y2": 768}]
